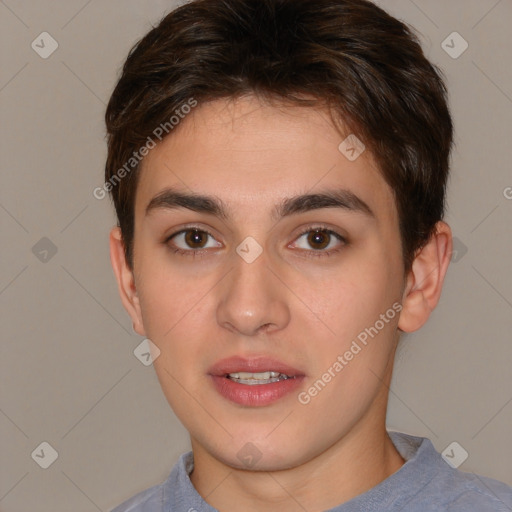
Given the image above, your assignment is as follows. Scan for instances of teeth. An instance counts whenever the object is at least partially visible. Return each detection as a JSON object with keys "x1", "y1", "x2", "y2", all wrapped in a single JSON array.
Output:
[
  {"x1": 228, "y1": 371, "x2": 288, "y2": 379},
  {"x1": 226, "y1": 371, "x2": 292, "y2": 384},
  {"x1": 228, "y1": 371, "x2": 281, "y2": 379}
]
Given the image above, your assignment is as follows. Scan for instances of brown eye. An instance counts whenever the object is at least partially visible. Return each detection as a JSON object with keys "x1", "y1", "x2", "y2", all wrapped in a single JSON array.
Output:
[
  {"x1": 166, "y1": 227, "x2": 222, "y2": 256},
  {"x1": 184, "y1": 229, "x2": 209, "y2": 249},
  {"x1": 307, "y1": 230, "x2": 331, "y2": 250},
  {"x1": 291, "y1": 226, "x2": 346, "y2": 257}
]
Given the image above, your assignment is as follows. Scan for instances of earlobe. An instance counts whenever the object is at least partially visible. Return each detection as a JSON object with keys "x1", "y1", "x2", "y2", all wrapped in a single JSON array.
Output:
[
  {"x1": 109, "y1": 227, "x2": 146, "y2": 336},
  {"x1": 398, "y1": 221, "x2": 452, "y2": 333}
]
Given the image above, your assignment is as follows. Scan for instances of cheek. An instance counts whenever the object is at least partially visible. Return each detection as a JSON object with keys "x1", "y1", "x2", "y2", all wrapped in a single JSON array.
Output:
[
  {"x1": 304, "y1": 254, "x2": 400, "y2": 338},
  {"x1": 135, "y1": 257, "x2": 211, "y2": 375},
  {"x1": 135, "y1": 251, "x2": 207, "y2": 337},
  {"x1": 139, "y1": 275, "x2": 207, "y2": 413},
  {"x1": 298, "y1": 280, "x2": 401, "y2": 420},
  {"x1": 297, "y1": 251, "x2": 402, "y2": 404}
]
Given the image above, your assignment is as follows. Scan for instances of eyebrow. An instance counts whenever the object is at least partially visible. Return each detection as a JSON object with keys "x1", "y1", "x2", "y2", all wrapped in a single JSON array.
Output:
[{"x1": 145, "y1": 187, "x2": 375, "y2": 221}]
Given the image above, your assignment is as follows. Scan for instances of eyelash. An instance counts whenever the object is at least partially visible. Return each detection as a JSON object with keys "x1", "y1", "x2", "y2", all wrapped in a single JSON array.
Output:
[
  {"x1": 291, "y1": 226, "x2": 347, "y2": 258},
  {"x1": 164, "y1": 224, "x2": 347, "y2": 259}
]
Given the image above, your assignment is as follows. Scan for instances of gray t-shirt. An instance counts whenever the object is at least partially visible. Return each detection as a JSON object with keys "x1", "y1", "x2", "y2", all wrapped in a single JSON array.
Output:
[{"x1": 111, "y1": 431, "x2": 512, "y2": 511}]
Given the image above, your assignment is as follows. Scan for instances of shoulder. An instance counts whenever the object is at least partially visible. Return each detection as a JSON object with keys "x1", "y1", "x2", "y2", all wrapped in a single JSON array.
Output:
[
  {"x1": 389, "y1": 432, "x2": 512, "y2": 511},
  {"x1": 110, "y1": 482, "x2": 164, "y2": 512},
  {"x1": 109, "y1": 451, "x2": 196, "y2": 512},
  {"x1": 434, "y1": 468, "x2": 512, "y2": 511}
]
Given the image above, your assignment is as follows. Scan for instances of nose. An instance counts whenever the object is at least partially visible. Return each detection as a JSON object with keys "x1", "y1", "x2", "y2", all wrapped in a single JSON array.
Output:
[{"x1": 216, "y1": 248, "x2": 291, "y2": 337}]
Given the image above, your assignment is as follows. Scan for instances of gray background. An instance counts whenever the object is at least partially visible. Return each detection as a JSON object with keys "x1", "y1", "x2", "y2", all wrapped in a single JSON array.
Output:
[{"x1": 0, "y1": 0, "x2": 511, "y2": 510}]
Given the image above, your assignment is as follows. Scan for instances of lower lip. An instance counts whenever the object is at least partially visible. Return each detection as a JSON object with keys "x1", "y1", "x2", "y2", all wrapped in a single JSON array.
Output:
[{"x1": 209, "y1": 375, "x2": 305, "y2": 406}]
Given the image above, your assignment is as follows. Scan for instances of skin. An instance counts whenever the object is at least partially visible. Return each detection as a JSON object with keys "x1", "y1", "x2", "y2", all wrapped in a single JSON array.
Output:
[{"x1": 110, "y1": 95, "x2": 452, "y2": 512}]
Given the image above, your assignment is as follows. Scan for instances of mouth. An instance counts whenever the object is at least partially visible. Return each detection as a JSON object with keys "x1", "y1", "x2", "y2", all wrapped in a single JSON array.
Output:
[
  {"x1": 208, "y1": 356, "x2": 305, "y2": 406},
  {"x1": 225, "y1": 371, "x2": 295, "y2": 385}
]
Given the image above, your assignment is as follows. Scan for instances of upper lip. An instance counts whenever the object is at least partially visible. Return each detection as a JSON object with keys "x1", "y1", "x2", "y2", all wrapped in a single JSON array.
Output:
[{"x1": 208, "y1": 356, "x2": 305, "y2": 377}]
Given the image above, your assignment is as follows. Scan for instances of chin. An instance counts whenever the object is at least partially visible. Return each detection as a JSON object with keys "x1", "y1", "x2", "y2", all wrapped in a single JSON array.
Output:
[{"x1": 214, "y1": 433, "x2": 316, "y2": 472}]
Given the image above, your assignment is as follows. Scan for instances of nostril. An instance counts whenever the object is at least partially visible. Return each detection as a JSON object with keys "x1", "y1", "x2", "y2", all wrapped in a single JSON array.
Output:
[{"x1": 259, "y1": 323, "x2": 274, "y2": 333}]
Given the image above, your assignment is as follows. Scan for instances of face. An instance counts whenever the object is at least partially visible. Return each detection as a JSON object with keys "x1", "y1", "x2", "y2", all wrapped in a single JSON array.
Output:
[{"x1": 123, "y1": 95, "x2": 408, "y2": 470}]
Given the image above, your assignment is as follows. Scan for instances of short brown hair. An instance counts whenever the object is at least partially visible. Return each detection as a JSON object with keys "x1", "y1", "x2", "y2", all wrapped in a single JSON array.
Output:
[{"x1": 105, "y1": 0, "x2": 453, "y2": 272}]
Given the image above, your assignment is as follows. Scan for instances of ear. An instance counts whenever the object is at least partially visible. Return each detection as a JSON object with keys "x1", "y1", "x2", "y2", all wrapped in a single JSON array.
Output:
[
  {"x1": 109, "y1": 227, "x2": 146, "y2": 336},
  {"x1": 398, "y1": 221, "x2": 452, "y2": 333}
]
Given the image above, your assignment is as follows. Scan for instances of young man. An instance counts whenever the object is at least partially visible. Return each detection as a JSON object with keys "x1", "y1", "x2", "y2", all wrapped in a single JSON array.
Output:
[{"x1": 105, "y1": 0, "x2": 512, "y2": 510}]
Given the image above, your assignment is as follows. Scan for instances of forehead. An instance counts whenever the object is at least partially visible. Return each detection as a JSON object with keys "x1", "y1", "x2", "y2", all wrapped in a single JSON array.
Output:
[{"x1": 135, "y1": 96, "x2": 397, "y2": 226}]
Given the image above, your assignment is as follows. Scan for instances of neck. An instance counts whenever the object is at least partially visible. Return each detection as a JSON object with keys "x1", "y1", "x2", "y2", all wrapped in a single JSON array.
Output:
[{"x1": 189, "y1": 404, "x2": 404, "y2": 512}]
